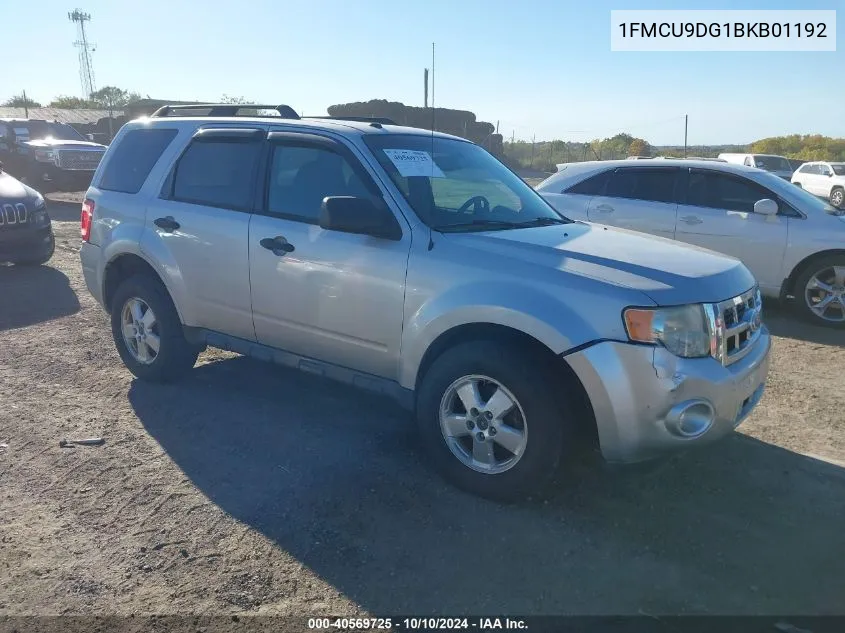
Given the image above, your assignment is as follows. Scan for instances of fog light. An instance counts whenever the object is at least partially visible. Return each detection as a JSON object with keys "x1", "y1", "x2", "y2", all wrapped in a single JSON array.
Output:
[{"x1": 665, "y1": 400, "x2": 715, "y2": 438}]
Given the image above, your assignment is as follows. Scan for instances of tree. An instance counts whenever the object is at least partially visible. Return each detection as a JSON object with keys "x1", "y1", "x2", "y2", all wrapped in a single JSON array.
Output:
[
  {"x1": 628, "y1": 138, "x2": 650, "y2": 157},
  {"x1": 2, "y1": 93, "x2": 41, "y2": 108},
  {"x1": 89, "y1": 86, "x2": 142, "y2": 109},
  {"x1": 49, "y1": 95, "x2": 98, "y2": 109}
]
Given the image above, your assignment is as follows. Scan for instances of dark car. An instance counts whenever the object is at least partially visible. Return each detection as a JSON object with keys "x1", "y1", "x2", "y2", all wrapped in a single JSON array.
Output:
[
  {"x1": 0, "y1": 163, "x2": 55, "y2": 265},
  {"x1": 0, "y1": 118, "x2": 107, "y2": 193}
]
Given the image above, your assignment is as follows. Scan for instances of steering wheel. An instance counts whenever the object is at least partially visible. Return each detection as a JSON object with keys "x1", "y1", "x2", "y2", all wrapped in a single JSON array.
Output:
[{"x1": 457, "y1": 195, "x2": 491, "y2": 214}]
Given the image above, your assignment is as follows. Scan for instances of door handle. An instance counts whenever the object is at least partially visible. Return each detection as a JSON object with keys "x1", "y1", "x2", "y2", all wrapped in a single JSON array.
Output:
[
  {"x1": 260, "y1": 236, "x2": 295, "y2": 256},
  {"x1": 154, "y1": 216, "x2": 180, "y2": 232},
  {"x1": 680, "y1": 215, "x2": 703, "y2": 225},
  {"x1": 594, "y1": 204, "x2": 614, "y2": 213}
]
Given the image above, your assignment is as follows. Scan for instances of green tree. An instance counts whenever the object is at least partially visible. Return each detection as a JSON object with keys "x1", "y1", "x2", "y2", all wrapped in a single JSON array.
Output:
[
  {"x1": 628, "y1": 138, "x2": 650, "y2": 157},
  {"x1": 49, "y1": 95, "x2": 98, "y2": 109},
  {"x1": 2, "y1": 93, "x2": 41, "y2": 108},
  {"x1": 89, "y1": 86, "x2": 142, "y2": 109},
  {"x1": 750, "y1": 135, "x2": 845, "y2": 161}
]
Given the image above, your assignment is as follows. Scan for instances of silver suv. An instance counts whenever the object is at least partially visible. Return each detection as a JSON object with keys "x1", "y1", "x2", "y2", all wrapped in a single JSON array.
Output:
[{"x1": 80, "y1": 104, "x2": 772, "y2": 500}]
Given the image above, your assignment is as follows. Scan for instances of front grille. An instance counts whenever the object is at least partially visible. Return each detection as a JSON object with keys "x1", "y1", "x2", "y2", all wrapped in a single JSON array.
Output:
[
  {"x1": 0, "y1": 202, "x2": 27, "y2": 229},
  {"x1": 56, "y1": 149, "x2": 104, "y2": 171},
  {"x1": 714, "y1": 287, "x2": 762, "y2": 366}
]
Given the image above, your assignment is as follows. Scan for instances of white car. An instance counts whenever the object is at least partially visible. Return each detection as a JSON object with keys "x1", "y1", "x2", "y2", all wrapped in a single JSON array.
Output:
[
  {"x1": 791, "y1": 161, "x2": 845, "y2": 209},
  {"x1": 718, "y1": 153, "x2": 794, "y2": 181},
  {"x1": 537, "y1": 160, "x2": 845, "y2": 327}
]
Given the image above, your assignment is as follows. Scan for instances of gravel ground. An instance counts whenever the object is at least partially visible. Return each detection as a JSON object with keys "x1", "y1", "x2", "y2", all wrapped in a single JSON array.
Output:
[{"x1": 0, "y1": 196, "x2": 843, "y2": 618}]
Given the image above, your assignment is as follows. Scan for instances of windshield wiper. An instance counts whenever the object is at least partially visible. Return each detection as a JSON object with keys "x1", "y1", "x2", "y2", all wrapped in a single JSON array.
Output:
[
  {"x1": 433, "y1": 219, "x2": 521, "y2": 232},
  {"x1": 511, "y1": 217, "x2": 570, "y2": 227}
]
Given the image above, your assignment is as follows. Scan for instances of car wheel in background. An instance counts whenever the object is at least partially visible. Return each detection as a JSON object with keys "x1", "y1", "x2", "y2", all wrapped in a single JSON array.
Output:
[
  {"x1": 416, "y1": 340, "x2": 574, "y2": 501},
  {"x1": 830, "y1": 187, "x2": 844, "y2": 209},
  {"x1": 794, "y1": 255, "x2": 845, "y2": 329},
  {"x1": 110, "y1": 274, "x2": 200, "y2": 382}
]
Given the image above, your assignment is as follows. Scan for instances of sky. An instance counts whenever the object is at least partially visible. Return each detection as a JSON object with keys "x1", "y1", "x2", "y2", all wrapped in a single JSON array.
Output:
[{"x1": 2, "y1": 0, "x2": 842, "y2": 145}]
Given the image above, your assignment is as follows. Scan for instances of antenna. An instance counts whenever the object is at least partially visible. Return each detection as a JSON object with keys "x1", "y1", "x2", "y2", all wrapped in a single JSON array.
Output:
[{"x1": 69, "y1": 9, "x2": 96, "y2": 98}]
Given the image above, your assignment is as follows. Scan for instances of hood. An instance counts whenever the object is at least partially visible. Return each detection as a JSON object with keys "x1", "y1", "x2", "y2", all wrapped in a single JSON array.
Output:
[
  {"x1": 22, "y1": 138, "x2": 107, "y2": 150},
  {"x1": 0, "y1": 171, "x2": 35, "y2": 202},
  {"x1": 444, "y1": 222, "x2": 756, "y2": 306}
]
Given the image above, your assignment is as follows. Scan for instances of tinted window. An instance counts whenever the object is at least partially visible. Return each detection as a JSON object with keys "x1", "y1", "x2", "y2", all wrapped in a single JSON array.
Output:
[
  {"x1": 100, "y1": 129, "x2": 177, "y2": 194},
  {"x1": 565, "y1": 170, "x2": 610, "y2": 195},
  {"x1": 687, "y1": 171, "x2": 776, "y2": 213},
  {"x1": 267, "y1": 144, "x2": 371, "y2": 222},
  {"x1": 606, "y1": 168, "x2": 677, "y2": 203},
  {"x1": 173, "y1": 139, "x2": 261, "y2": 210},
  {"x1": 832, "y1": 165, "x2": 845, "y2": 176},
  {"x1": 797, "y1": 164, "x2": 813, "y2": 174}
]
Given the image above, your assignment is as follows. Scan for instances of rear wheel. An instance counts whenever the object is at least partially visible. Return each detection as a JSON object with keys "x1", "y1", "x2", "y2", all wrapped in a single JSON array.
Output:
[
  {"x1": 110, "y1": 274, "x2": 200, "y2": 381},
  {"x1": 794, "y1": 255, "x2": 845, "y2": 328},
  {"x1": 830, "y1": 187, "x2": 844, "y2": 209},
  {"x1": 416, "y1": 341, "x2": 575, "y2": 501}
]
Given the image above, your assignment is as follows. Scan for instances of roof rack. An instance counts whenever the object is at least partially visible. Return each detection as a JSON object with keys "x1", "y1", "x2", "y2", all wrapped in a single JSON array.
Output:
[
  {"x1": 304, "y1": 115, "x2": 397, "y2": 125},
  {"x1": 150, "y1": 104, "x2": 300, "y2": 119}
]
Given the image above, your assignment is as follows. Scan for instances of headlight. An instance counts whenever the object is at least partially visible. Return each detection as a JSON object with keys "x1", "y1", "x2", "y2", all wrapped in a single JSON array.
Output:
[
  {"x1": 624, "y1": 304, "x2": 713, "y2": 358},
  {"x1": 34, "y1": 149, "x2": 58, "y2": 164}
]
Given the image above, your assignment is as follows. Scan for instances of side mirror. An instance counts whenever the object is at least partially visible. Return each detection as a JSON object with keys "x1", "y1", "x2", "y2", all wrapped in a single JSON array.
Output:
[
  {"x1": 754, "y1": 199, "x2": 778, "y2": 216},
  {"x1": 319, "y1": 196, "x2": 402, "y2": 240}
]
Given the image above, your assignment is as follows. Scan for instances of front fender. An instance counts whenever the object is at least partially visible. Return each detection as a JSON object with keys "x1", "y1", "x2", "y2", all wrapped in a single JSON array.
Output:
[{"x1": 399, "y1": 281, "x2": 604, "y2": 390}]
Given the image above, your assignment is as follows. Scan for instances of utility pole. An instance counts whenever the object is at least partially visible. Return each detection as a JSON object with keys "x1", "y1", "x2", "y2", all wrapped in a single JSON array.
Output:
[
  {"x1": 22, "y1": 89, "x2": 29, "y2": 118},
  {"x1": 684, "y1": 114, "x2": 688, "y2": 158},
  {"x1": 69, "y1": 9, "x2": 96, "y2": 98},
  {"x1": 530, "y1": 134, "x2": 536, "y2": 168},
  {"x1": 424, "y1": 68, "x2": 429, "y2": 108}
]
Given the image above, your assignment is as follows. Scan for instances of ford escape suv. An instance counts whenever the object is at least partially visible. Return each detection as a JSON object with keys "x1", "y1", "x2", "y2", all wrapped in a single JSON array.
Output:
[{"x1": 80, "y1": 104, "x2": 771, "y2": 500}]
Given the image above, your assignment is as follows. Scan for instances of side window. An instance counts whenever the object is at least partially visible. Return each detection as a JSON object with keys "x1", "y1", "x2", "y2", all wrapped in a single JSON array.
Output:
[
  {"x1": 266, "y1": 143, "x2": 372, "y2": 223},
  {"x1": 819, "y1": 164, "x2": 832, "y2": 176},
  {"x1": 606, "y1": 168, "x2": 677, "y2": 204},
  {"x1": 99, "y1": 128, "x2": 177, "y2": 194},
  {"x1": 797, "y1": 164, "x2": 812, "y2": 174},
  {"x1": 565, "y1": 170, "x2": 610, "y2": 195},
  {"x1": 172, "y1": 138, "x2": 261, "y2": 210},
  {"x1": 688, "y1": 171, "x2": 775, "y2": 213}
]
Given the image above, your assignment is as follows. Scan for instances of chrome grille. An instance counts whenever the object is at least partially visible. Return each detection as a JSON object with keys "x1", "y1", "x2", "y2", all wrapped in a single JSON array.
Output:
[
  {"x1": 712, "y1": 287, "x2": 763, "y2": 366},
  {"x1": 56, "y1": 149, "x2": 104, "y2": 171}
]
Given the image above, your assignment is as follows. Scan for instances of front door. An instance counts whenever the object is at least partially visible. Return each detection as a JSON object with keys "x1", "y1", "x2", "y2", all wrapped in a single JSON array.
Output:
[
  {"x1": 675, "y1": 168, "x2": 790, "y2": 294},
  {"x1": 248, "y1": 132, "x2": 410, "y2": 379}
]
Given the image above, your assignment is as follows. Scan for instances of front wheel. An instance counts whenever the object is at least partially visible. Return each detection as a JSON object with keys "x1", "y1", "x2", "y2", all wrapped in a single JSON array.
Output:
[
  {"x1": 794, "y1": 255, "x2": 845, "y2": 328},
  {"x1": 110, "y1": 274, "x2": 200, "y2": 382},
  {"x1": 830, "y1": 187, "x2": 844, "y2": 209},
  {"x1": 416, "y1": 341, "x2": 574, "y2": 501}
]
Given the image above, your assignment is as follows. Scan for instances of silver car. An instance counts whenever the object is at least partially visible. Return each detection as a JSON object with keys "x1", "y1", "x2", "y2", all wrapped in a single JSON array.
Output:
[{"x1": 80, "y1": 105, "x2": 771, "y2": 500}]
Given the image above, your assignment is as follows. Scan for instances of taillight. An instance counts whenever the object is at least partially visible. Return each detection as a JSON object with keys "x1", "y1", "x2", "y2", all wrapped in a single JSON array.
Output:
[{"x1": 81, "y1": 198, "x2": 94, "y2": 242}]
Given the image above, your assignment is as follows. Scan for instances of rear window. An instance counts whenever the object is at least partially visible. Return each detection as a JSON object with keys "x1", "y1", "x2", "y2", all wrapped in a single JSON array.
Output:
[{"x1": 99, "y1": 128, "x2": 177, "y2": 194}]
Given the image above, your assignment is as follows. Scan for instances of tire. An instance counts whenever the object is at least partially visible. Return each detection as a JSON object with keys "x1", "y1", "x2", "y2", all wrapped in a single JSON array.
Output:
[
  {"x1": 13, "y1": 234, "x2": 55, "y2": 266},
  {"x1": 830, "y1": 187, "x2": 844, "y2": 210},
  {"x1": 110, "y1": 274, "x2": 200, "y2": 382},
  {"x1": 793, "y1": 254, "x2": 845, "y2": 329},
  {"x1": 416, "y1": 341, "x2": 574, "y2": 501}
]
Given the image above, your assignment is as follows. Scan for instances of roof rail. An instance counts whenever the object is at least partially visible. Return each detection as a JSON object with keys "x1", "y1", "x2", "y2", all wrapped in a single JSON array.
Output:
[
  {"x1": 150, "y1": 104, "x2": 300, "y2": 119},
  {"x1": 304, "y1": 115, "x2": 397, "y2": 125}
]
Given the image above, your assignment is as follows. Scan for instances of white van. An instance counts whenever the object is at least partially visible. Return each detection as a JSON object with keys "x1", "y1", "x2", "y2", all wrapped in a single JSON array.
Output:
[{"x1": 718, "y1": 153, "x2": 793, "y2": 180}]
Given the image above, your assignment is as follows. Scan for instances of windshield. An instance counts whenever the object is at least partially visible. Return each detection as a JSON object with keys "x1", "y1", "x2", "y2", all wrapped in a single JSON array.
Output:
[
  {"x1": 832, "y1": 164, "x2": 845, "y2": 176},
  {"x1": 16, "y1": 121, "x2": 85, "y2": 142},
  {"x1": 753, "y1": 155, "x2": 792, "y2": 173},
  {"x1": 364, "y1": 134, "x2": 570, "y2": 232},
  {"x1": 756, "y1": 170, "x2": 838, "y2": 215}
]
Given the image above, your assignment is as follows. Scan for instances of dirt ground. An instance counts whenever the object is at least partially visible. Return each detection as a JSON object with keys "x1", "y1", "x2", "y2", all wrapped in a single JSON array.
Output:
[{"x1": 0, "y1": 196, "x2": 844, "y2": 618}]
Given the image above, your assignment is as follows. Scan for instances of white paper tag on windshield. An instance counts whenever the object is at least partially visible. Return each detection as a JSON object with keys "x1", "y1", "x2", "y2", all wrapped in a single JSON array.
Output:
[{"x1": 383, "y1": 149, "x2": 445, "y2": 178}]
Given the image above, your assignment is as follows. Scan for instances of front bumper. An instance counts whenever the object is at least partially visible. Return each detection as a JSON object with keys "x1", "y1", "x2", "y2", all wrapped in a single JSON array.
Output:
[
  {"x1": 564, "y1": 328, "x2": 772, "y2": 463},
  {"x1": 0, "y1": 226, "x2": 55, "y2": 262},
  {"x1": 29, "y1": 164, "x2": 96, "y2": 191}
]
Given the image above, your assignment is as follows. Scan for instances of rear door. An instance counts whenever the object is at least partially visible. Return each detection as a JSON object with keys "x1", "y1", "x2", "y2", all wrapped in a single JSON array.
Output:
[
  {"x1": 586, "y1": 166, "x2": 680, "y2": 239},
  {"x1": 539, "y1": 169, "x2": 610, "y2": 221},
  {"x1": 248, "y1": 131, "x2": 411, "y2": 379},
  {"x1": 675, "y1": 168, "x2": 790, "y2": 293},
  {"x1": 140, "y1": 127, "x2": 263, "y2": 341}
]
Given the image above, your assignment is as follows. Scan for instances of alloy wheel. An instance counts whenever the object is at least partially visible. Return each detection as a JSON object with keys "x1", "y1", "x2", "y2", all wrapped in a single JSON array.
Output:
[
  {"x1": 120, "y1": 297, "x2": 161, "y2": 364},
  {"x1": 805, "y1": 266, "x2": 845, "y2": 323}
]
